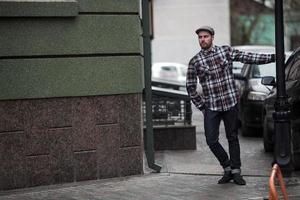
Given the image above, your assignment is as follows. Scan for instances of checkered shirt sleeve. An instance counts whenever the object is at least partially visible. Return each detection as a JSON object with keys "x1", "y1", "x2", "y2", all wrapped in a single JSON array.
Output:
[{"x1": 186, "y1": 45, "x2": 275, "y2": 111}]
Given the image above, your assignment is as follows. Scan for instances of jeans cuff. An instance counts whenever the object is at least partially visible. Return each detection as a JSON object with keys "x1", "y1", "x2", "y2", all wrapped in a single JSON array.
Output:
[
  {"x1": 231, "y1": 168, "x2": 241, "y2": 174},
  {"x1": 224, "y1": 166, "x2": 231, "y2": 172}
]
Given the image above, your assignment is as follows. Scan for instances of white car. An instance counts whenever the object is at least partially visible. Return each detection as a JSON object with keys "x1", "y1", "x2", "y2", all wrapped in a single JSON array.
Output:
[
  {"x1": 152, "y1": 62, "x2": 187, "y2": 86},
  {"x1": 232, "y1": 45, "x2": 275, "y2": 74}
]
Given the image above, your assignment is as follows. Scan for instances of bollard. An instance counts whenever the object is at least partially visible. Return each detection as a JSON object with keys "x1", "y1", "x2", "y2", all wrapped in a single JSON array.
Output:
[{"x1": 269, "y1": 164, "x2": 289, "y2": 200}]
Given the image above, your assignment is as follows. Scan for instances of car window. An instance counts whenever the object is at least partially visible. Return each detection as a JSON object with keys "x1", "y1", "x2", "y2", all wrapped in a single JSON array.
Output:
[
  {"x1": 161, "y1": 66, "x2": 177, "y2": 72},
  {"x1": 159, "y1": 66, "x2": 178, "y2": 78},
  {"x1": 240, "y1": 64, "x2": 246, "y2": 75},
  {"x1": 180, "y1": 66, "x2": 187, "y2": 77},
  {"x1": 233, "y1": 62, "x2": 243, "y2": 74},
  {"x1": 241, "y1": 64, "x2": 250, "y2": 77},
  {"x1": 251, "y1": 63, "x2": 276, "y2": 78}
]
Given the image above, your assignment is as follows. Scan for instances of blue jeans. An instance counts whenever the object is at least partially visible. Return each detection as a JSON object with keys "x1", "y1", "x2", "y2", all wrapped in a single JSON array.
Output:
[{"x1": 203, "y1": 104, "x2": 241, "y2": 169}]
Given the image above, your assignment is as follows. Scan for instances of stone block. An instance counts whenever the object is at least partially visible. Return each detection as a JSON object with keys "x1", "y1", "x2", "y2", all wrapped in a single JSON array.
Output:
[
  {"x1": 94, "y1": 96, "x2": 120, "y2": 125},
  {"x1": 119, "y1": 94, "x2": 142, "y2": 147},
  {"x1": 0, "y1": 100, "x2": 24, "y2": 132},
  {"x1": 97, "y1": 125, "x2": 120, "y2": 179},
  {"x1": 152, "y1": 125, "x2": 197, "y2": 150},
  {"x1": 45, "y1": 98, "x2": 72, "y2": 128},
  {"x1": 72, "y1": 97, "x2": 97, "y2": 151},
  {"x1": 26, "y1": 155, "x2": 53, "y2": 187},
  {"x1": 119, "y1": 147, "x2": 143, "y2": 176},
  {"x1": 0, "y1": 132, "x2": 27, "y2": 190},
  {"x1": 49, "y1": 128, "x2": 74, "y2": 183},
  {"x1": 25, "y1": 128, "x2": 49, "y2": 156},
  {"x1": 74, "y1": 151, "x2": 97, "y2": 181}
]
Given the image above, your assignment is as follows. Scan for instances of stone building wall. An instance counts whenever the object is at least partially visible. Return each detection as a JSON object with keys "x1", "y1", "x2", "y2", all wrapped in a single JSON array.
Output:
[
  {"x1": 0, "y1": 94, "x2": 143, "y2": 190},
  {"x1": 0, "y1": 0, "x2": 144, "y2": 190}
]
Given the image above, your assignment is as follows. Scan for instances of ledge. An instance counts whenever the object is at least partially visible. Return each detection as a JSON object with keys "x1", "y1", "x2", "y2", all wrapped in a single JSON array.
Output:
[
  {"x1": 144, "y1": 125, "x2": 197, "y2": 150},
  {"x1": 0, "y1": 0, "x2": 79, "y2": 17}
]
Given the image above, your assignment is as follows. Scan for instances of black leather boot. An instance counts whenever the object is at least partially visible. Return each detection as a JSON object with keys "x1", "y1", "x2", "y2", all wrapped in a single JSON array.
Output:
[
  {"x1": 218, "y1": 171, "x2": 232, "y2": 184},
  {"x1": 232, "y1": 173, "x2": 246, "y2": 185}
]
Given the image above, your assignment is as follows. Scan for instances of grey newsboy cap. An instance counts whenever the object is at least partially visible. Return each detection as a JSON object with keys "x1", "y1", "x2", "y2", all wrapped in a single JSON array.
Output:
[{"x1": 195, "y1": 26, "x2": 215, "y2": 35}]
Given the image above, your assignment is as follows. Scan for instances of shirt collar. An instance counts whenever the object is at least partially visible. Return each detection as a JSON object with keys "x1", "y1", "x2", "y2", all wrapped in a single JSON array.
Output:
[{"x1": 200, "y1": 45, "x2": 216, "y2": 55}]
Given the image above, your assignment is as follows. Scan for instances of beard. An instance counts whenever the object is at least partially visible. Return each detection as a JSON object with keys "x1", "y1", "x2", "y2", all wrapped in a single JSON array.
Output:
[{"x1": 200, "y1": 41, "x2": 212, "y2": 50}]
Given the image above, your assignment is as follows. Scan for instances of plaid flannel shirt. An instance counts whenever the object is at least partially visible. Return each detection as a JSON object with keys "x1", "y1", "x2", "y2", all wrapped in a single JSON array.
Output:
[{"x1": 186, "y1": 45, "x2": 275, "y2": 111}]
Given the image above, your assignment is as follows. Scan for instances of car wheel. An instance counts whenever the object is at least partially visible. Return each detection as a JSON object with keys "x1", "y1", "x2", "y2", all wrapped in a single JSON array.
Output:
[
  {"x1": 263, "y1": 116, "x2": 274, "y2": 152},
  {"x1": 291, "y1": 126, "x2": 300, "y2": 170}
]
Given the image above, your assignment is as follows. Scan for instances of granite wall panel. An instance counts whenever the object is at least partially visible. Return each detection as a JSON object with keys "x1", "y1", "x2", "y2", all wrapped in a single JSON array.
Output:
[
  {"x1": 0, "y1": 132, "x2": 27, "y2": 190},
  {"x1": 74, "y1": 151, "x2": 97, "y2": 181},
  {"x1": 48, "y1": 128, "x2": 74, "y2": 183},
  {"x1": 26, "y1": 155, "x2": 53, "y2": 187},
  {"x1": 0, "y1": 94, "x2": 143, "y2": 190},
  {"x1": 119, "y1": 94, "x2": 142, "y2": 147},
  {"x1": 25, "y1": 128, "x2": 50, "y2": 156},
  {"x1": 23, "y1": 100, "x2": 49, "y2": 130},
  {"x1": 0, "y1": 100, "x2": 24, "y2": 132},
  {"x1": 72, "y1": 98, "x2": 98, "y2": 151},
  {"x1": 45, "y1": 98, "x2": 72, "y2": 128},
  {"x1": 94, "y1": 96, "x2": 120, "y2": 125},
  {"x1": 119, "y1": 146, "x2": 143, "y2": 176},
  {"x1": 97, "y1": 125, "x2": 120, "y2": 179}
]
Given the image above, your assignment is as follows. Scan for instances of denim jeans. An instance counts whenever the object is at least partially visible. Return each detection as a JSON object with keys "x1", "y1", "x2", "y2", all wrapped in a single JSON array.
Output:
[{"x1": 203, "y1": 104, "x2": 241, "y2": 169}]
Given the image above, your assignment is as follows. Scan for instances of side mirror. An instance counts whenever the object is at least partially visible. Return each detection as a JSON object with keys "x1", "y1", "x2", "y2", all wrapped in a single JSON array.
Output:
[
  {"x1": 233, "y1": 73, "x2": 246, "y2": 81},
  {"x1": 261, "y1": 76, "x2": 276, "y2": 86}
]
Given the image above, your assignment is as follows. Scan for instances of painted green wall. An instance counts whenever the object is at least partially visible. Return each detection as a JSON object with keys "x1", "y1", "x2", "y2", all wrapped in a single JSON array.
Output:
[
  {"x1": 0, "y1": 0, "x2": 139, "y2": 17},
  {"x1": 0, "y1": 16, "x2": 141, "y2": 57},
  {"x1": 78, "y1": 0, "x2": 139, "y2": 13},
  {"x1": 0, "y1": 57, "x2": 143, "y2": 100},
  {"x1": 0, "y1": 0, "x2": 143, "y2": 100},
  {"x1": 0, "y1": 0, "x2": 79, "y2": 17}
]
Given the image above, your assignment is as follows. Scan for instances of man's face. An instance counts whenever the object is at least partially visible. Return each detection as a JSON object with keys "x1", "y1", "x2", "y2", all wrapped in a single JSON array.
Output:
[{"x1": 198, "y1": 31, "x2": 214, "y2": 50}]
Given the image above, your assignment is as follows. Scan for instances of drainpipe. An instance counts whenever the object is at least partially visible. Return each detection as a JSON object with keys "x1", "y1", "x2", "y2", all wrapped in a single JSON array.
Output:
[
  {"x1": 273, "y1": 0, "x2": 292, "y2": 175},
  {"x1": 141, "y1": 0, "x2": 161, "y2": 172}
]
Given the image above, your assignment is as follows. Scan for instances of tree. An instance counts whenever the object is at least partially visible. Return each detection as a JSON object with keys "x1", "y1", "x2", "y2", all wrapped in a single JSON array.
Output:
[
  {"x1": 230, "y1": 0, "x2": 273, "y2": 45},
  {"x1": 231, "y1": 0, "x2": 300, "y2": 48}
]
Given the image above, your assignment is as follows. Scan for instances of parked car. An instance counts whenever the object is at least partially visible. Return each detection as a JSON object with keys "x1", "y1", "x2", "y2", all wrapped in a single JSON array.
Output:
[
  {"x1": 232, "y1": 45, "x2": 275, "y2": 74},
  {"x1": 152, "y1": 62, "x2": 187, "y2": 87},
  {"x1": 236, "y1": 60, "x2": 276, "y2": 136},
  {"x1": 233, "y1": 46, "x2": 281, "y2": 136},
  {"x1": 261, "y1": 47, "x2": 300, "y2": 170}
]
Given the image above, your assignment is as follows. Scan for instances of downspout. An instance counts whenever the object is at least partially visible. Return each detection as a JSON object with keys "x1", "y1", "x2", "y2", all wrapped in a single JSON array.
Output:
[{"x1": 141, "y1": 0, "x2": 161, "y2": 172}]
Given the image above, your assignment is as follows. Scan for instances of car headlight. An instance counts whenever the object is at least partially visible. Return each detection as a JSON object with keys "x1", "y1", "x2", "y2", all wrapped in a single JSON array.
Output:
[{"x1": 247, "y1": 91, "x2": 268, "y2": 101}]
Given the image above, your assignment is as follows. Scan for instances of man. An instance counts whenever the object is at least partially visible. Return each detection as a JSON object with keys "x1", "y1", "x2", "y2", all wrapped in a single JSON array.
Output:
[{"x1": 186, "y1": 26, "x2": 275, "y2": 185}]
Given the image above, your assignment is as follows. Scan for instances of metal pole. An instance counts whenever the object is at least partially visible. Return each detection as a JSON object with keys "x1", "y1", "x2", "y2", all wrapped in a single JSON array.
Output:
[
  {"x1": 273, "y1": 0, "x2": 292, "y2": 176},
  {"x1": 141, "y1": 0, "x2": 161, "y2": 172}
]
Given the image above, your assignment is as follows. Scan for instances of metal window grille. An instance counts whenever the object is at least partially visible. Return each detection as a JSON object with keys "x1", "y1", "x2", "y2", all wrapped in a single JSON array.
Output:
[{"x1": 143, "y1": 84, "x2": 192, "y2": 127}]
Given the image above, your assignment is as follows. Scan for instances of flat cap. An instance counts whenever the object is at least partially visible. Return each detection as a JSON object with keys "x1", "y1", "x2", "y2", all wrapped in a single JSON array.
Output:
[{"x1": 195, "y1": 26, "x2": 215, "y2": 35}]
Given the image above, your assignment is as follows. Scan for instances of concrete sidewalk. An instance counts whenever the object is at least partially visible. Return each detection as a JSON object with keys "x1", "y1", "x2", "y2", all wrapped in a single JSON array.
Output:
[
  {"x1": 1, "y1": 131, "x2": 300, "y2": 200},
  {"x1": 0, "y1": 174, "x2": 275, "y2": 200},
  {"x1": 0, "y1": 169, "x2": 299, "y2": 200}
]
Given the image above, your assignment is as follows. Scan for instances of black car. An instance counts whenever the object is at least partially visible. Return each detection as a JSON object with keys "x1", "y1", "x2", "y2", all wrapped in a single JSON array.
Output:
[
  {"x1": 234, "y1": 48, "x2": 292, "y2": 137},
  {"x1": 261, "y1": 47, "x2": 300, "y2": 169},
  {"x1": 235, "y1": 61, "x2": 276, "y2": 136}
]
